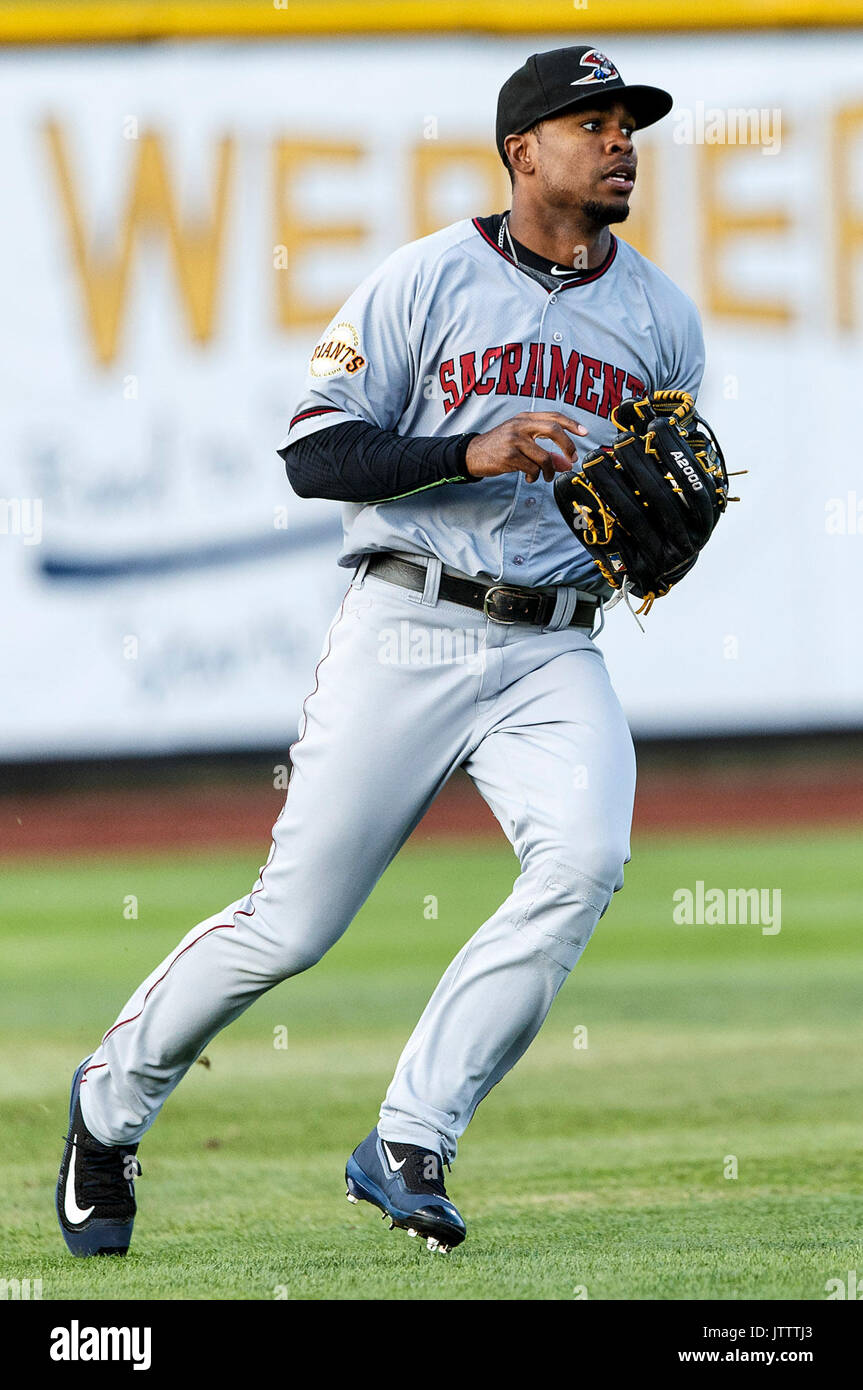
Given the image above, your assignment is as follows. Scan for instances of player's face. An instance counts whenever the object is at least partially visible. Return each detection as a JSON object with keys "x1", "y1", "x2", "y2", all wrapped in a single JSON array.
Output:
[{"x1": 532, "y1": 102, "x2": 637, "y2": 228}]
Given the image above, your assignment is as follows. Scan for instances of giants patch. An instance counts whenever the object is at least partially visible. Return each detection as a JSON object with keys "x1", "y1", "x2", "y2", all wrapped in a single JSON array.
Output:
[{"x1": 310, "y1": 321, "x2": 367, "y2": 378}]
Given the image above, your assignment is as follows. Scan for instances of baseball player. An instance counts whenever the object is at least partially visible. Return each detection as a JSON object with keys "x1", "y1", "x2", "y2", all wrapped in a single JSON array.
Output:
[{"x1": 57, "y1": 44, "x2": 705, "y2": 1257}]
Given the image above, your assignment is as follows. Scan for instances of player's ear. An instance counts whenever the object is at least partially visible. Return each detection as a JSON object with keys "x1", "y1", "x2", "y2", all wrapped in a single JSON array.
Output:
[{"x1": 504, "y1": 133, "x2": 535, "y2": 179}]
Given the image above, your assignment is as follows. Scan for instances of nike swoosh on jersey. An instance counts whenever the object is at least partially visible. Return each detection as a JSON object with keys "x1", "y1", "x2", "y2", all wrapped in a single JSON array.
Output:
[
  {"x1": 64, "y1": 1137, "x2": 95, "y2": 1225},
  {"x1": 382, "y1": 1141, "x2": 407, "y2": 1173},
  {"x1": 550, "y1": 265, "x2": 579, "y2": 276}
]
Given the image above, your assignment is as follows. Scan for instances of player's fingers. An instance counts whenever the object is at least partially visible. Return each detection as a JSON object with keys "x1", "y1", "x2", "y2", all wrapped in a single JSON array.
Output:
[
  {"x1": 528, "y1": 422, "x2": 580, "y2": 460},
  {"x1": 547, "y1": 452, "x2": 575, "y2": 473},
  {"x1": 527, "y1": 411, "x2": 589, "y2": 437},
  {"x1": 517, "y1": 437, "x2": 556, "y2": 467},
  {"x1": 516, "y1": 437, "x2": 577, "y2": 481},
  {"x1": 537, "y1": 453, "x2": 574, "y2": 481},
  {"x1": 522, "y1": 454, "x2": 554, "y2": 483}
]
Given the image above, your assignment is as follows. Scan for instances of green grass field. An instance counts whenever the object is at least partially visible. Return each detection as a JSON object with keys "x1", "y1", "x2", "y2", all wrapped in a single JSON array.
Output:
[{"x1": 2, "y1": 829, "x2": 861, "y2": 1301}]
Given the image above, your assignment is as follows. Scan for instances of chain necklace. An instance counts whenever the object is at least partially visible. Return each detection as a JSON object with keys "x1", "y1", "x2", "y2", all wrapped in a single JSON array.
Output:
[{"x1": 497, "y1": 211, "x2": 518, "y2": 262}]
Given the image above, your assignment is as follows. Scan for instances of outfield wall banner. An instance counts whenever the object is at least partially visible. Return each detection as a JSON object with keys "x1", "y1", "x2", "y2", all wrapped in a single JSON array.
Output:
[{"x1": 2, "y1": 34, "x2": 862, "y2": 757}]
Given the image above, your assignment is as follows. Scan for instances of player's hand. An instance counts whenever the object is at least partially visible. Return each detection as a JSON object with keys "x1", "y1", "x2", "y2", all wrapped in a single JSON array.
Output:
[{"x1": 464, "y1": 411, "x2": 588, "y2": 484}]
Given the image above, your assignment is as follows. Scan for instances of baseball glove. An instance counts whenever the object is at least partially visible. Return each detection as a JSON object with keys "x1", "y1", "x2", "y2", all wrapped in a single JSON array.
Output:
[{"x1": 553, "y1": 390, "x2": 732, "y2": 615}]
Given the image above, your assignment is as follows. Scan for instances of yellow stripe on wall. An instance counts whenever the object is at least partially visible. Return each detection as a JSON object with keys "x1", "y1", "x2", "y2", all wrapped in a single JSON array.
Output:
[{"x1": 2, "y1": 0, "x2": 863, "y2": 45}]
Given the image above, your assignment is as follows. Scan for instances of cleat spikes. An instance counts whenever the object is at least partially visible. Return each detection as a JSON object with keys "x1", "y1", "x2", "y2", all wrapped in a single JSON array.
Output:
[
  {"x1": 346, "y1": 1192, "x2": 359, "y2": 1204},
  {"x1": 345, "y1": 1129, "x2": 467, "y2": 1252}
]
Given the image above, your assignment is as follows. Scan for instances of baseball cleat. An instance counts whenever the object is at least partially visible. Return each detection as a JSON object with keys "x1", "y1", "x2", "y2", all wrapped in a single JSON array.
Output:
[
  {"x1": 344, "y1": 1127, "x2": 466, "y2": 1251},
  {"x1": 55, "y1": 1057, "x2": 141, "y2": 1257}
]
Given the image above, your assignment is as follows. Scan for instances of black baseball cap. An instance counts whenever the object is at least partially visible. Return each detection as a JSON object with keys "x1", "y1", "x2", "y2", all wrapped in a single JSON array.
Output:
[{"x1": 496, "y1": 45, "x2": 673, "y2": 167}]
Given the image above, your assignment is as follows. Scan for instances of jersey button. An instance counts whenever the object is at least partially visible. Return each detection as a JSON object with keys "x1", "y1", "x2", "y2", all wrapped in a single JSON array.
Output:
[
  {"x1": 525, "y1": 497, "x2": 537, "y2": 508},
  {"x1": 549, "y1": 294, "x2": 558, "y2": 303},
  {"x1": 553, "y1": 331, "x2": 563, "y2": 342},
  {"x1": 513, "y1": 555, "x2": 525, "y2": 565}
]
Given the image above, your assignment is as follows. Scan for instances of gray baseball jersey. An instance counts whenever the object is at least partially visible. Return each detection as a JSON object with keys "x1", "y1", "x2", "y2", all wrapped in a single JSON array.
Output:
[{"x1": 284, "y1": 216, "x2": 704, "y2": 590}]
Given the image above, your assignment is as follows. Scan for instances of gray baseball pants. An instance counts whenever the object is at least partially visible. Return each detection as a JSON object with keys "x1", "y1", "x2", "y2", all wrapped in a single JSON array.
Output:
[{"x1": 81, "y1": 557, "x2": 636, "y2": 1163}]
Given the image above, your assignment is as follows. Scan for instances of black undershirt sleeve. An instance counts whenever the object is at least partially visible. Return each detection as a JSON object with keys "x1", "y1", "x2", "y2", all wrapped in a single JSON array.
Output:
[{"x1": 279, "y1": 420, "x2": 481, "y2": 504}]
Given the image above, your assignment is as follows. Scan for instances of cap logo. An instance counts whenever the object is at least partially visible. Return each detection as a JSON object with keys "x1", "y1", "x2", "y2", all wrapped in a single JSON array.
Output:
[{"x1": 570, "y1": 49, "x2": 619, "y2": 87}]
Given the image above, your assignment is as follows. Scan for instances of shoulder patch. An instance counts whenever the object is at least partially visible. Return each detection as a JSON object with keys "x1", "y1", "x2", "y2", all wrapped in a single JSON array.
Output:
[{"x1": 310, "y1": 321, "x2": 367, "y2": 379}]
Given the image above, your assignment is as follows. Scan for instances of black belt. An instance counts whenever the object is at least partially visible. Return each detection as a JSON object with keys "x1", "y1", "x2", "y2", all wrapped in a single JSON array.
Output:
[{"x1": 365, "y1": 554, "x2": 599, "y2": 630}]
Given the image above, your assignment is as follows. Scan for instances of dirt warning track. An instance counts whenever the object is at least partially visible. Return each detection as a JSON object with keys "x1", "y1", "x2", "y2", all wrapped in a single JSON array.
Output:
[{"x1": 2, "y1": 757, "x2": 861, "y2": 858}]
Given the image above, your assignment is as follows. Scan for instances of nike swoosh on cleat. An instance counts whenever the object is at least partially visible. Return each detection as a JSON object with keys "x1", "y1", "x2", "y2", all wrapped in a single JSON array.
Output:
[
  {"x1": 381, "y1": 1141, "x2": 407, "y2": 1174},
  {"x1": 64, "y1": 1137, "x2": 95, "y2": 1225}
]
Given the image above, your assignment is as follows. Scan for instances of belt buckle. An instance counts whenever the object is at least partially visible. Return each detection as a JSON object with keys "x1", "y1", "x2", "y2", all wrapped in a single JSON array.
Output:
[{"x1": 482, "y1": 584, "x2": 524, "y2": 625}]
